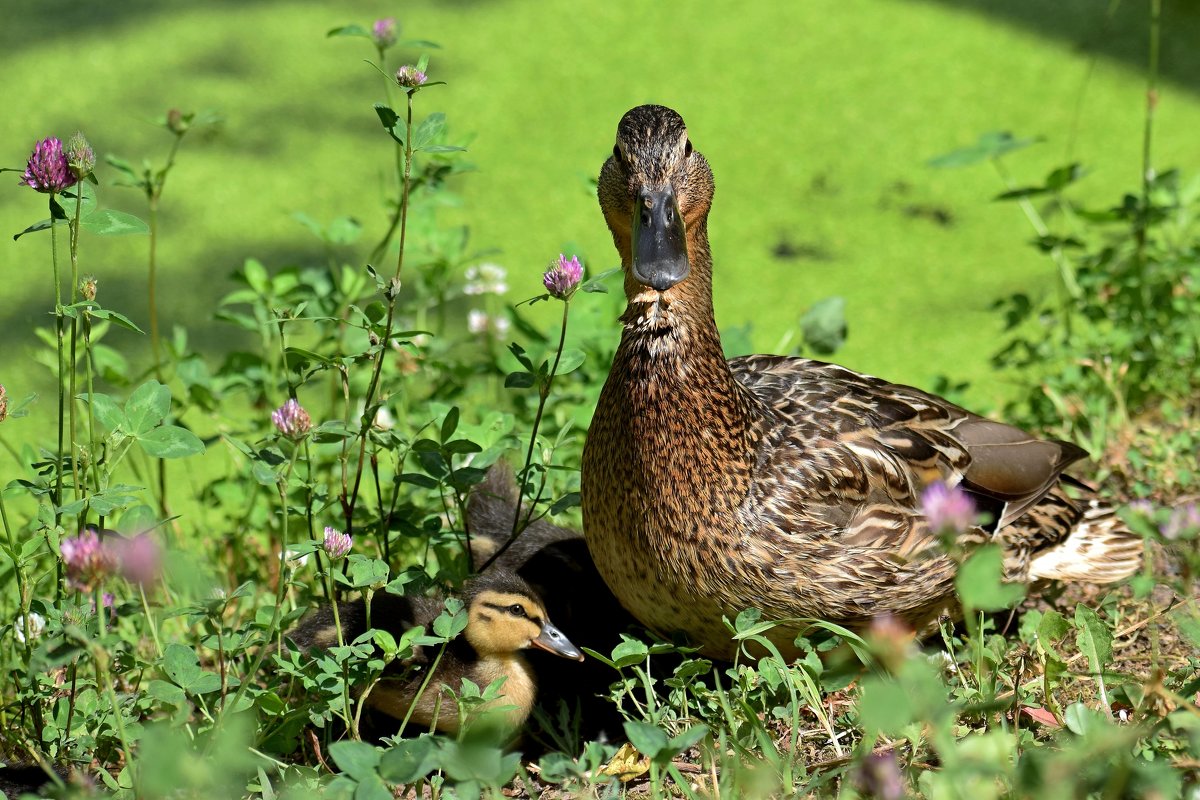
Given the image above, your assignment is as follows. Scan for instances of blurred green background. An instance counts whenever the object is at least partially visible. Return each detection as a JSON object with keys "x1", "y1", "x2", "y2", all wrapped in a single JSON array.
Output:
[{"x1": 3, "y1": 0, "x2": 1199, "y2": 430}]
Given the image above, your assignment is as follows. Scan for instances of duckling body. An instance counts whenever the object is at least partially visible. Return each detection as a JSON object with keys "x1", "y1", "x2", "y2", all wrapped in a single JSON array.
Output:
[
  {"x1": 467, "y1": 463, "x2": 639, "y2": 740},
  {"x1": 581, "y1": 105, "x2": 1143, "y2": 659},
  {"x1": 287, "y1": 572, "x2": 581, "y2": 734}
]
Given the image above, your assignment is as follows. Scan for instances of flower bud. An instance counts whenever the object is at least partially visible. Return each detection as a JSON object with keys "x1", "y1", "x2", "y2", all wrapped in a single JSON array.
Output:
[
  {"x1": 80, "y1": 275, "x2": 98, "y2": 301},
  {"x1": 166, "y1": 108, "x2": 189, "y2": 135},
  {"x1": 271, "y1": 398, "x2": 312, "y2": 438},
  {"x1": 66, "y1": 132, "x2": 95, "y2": 179},
  {"x1": 395, "y1": 65, "x2": 428, "y2": 89},
  {"x1": 371, "y1": 18, "x2": 398, "y2": 49}
]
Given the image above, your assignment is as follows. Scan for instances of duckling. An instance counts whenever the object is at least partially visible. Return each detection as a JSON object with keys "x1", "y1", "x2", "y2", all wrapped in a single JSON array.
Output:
[
  {"x1": 287, "y1": 571, "x2": 582, "y2": 735},
  {"x1": 466, "y1": 463, "x2": 640, "y2": 740},
  {"x1": 581, "y1": 104, "x2": 1143, "y2": 660}
]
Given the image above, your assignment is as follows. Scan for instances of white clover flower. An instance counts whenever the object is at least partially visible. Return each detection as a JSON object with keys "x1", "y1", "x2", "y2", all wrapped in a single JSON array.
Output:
[
  {"x1": 374, "y1": 405, "x2": 396, "y2": 431},
  {"x1": 492, "y1": 315, "x2": 511, "y2": 337},
  {"x1": 14, "y1": 612, "x2": 45, "y2": 644},
  {"x1": 464, "y1": 263, "x2": 508, "y2": 296},
  {"x1": 467, "y1": 309, "x2": 491, "y2": 334},
  {"x1": 285, "y1": 548, "x2": 310, "y2": 569}
]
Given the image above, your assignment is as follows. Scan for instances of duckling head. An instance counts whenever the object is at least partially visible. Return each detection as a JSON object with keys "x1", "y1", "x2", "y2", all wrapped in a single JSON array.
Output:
[
  {"x1": 462, "y1": 574, "x2": 584, "y2": 661},
  {"x1": 598, "y1": 104, "x2": 715, "y2": 299}
]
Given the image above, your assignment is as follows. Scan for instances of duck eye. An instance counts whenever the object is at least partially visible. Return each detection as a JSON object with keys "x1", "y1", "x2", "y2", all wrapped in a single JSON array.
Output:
[
  {"x1": 612, "y1": 144, "x2": 623, "y2": 164},
  {"x1": 684, "y1": 138, "x2": 693, "y2": 157},
  {"x1": 508, "y1": 604, "x2": 526, "y2": 618}
]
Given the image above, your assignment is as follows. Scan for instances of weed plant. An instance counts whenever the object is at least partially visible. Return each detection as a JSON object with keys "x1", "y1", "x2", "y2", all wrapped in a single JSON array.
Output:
[{"x1": 0, "y1": 13, "x2": 1197, "y2": 800}]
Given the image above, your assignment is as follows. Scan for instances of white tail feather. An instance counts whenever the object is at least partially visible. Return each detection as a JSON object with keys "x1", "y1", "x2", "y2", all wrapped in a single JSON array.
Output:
[{"x1": 1028, "y1": 501, "x2": 1143, "y2": 583}]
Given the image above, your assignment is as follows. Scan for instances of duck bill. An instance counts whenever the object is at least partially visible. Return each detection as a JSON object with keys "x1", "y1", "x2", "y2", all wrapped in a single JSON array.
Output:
[
  {"x1": 532, "y1": 621, "x2": 585, "y2": 661},
  {"x1": 631, "y1": 187, "x2": 690, "y2": 291}
]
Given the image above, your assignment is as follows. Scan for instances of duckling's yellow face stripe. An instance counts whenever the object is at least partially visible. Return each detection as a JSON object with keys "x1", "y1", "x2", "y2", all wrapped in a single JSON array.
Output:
[
  {"x1": 479, "y1": 591, "x2": 546, "y2": 627},
  {"x1": 465, "y1": 590, "x2": 548, "y2": 655}
]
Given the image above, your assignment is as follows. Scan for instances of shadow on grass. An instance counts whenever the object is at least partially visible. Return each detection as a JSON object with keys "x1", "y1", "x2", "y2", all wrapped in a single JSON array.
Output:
[
  {"x1": 1, "y1": 0, "x2": 494, "y2": 56},
  {"x1": 0, "y1": 238, "x2": 347, "y2": 397},
  {"x1": 927, "y1": 0, "x2": 1200, "y2": 93}
]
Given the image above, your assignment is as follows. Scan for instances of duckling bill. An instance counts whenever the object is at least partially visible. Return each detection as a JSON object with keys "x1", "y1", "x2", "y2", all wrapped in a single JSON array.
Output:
[{"x1": 582, "y1": 104, "x2": 1143, "y2": 660}]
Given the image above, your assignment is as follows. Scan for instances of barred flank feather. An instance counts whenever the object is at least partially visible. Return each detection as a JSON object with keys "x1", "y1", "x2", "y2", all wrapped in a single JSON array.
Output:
[{"x1": 1029, "y1": 501, "x2": 1143, "y2": 583}]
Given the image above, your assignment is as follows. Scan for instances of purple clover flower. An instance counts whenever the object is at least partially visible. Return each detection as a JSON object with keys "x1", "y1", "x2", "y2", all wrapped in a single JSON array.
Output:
[
  {"x1": 272, "y1": 398, "x2": 312, "y2": 438},
  {"x1": 1162, "y1": 503, "x2": 1200, "y2": 541},
  {"x1": 543, "y1": 254, "x2": 583, "y2": 300},
  {"x1": 65, "y1": 132, "x2": 95, "y2": 179},
  {"x1": 60, "y1": 529, "x2": 117, "y2": 591},
  {"x1": 21, "y1": 137, "x2": 77, "y2": 194},
  {"x1": 856, "y1": 751, "x2": 905, "y2": 800},
  {"x1": 92, "y1": 592, "x2": 117, "y2": 623},
  {"x1": 372, "y1": 18, "x2": 398, "y2": 49},
  {"x1": 323, "y1": 526, "x2": 352, "y2": 560},
  {"x1": 395, "y1": 65, "x2": 427, "y2": 89},
  {"x1": 1126, "y1": 499, "x2": 1154, "y2": 517},
  {"x1": 921, "y1": 480, "x2": 976, "y2": 535},
  {"x1": 114, "y1": 533, "x2": 161, "y2": 586}
]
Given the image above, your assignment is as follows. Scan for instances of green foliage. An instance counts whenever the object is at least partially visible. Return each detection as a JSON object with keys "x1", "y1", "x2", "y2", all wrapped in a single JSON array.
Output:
[
  {"x1": 955, "y1": 545, "x2": 1026, "y2": 613},
  {"x1": 934, "y1": 133, "x2": 1200, "y2": 494},
  {"x1": 0, "y1": 9, "x2": 1196, "y2": 800}
]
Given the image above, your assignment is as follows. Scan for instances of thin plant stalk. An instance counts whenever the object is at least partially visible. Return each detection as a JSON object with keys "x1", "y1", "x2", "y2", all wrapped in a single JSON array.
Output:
[
  {"x1": 1135, "y1": 0, "x2": 1161, "y2": 314},
  {"x1": 147, "y1": 133, "x2": 183, "y2": 379},
  {"x1": 51, "y1": 202, "x2": 65, "y2": 513},
  {"x1": 990, "y1": 158, "x2": 1078, "y2": 339},
  {"x1": 146, "y1": 132, "x2": 184, "y2": 519},
  {"x1": 370, "y1": 45, "x2": 403, "y2": 264},
  {"x1": 82, "y1": 312, "x2": 101, "y2": 498},
  {"x1": 480, "y1": 299, "x2": 572, "y2": 572},
  {"x1": 50, "y1": 198, "x2": 67, "y2": 607},
  {"x1": 0, "y1": 486, "x2": 33, "y2": 664},
  {"x1": 67, "y1": 189, "x2": 83, "y2": 511},
  {"x1": 321, "y1": 564, "x2": 355, "y2": 737},
  {"x1": 138, "y1": 582, "x2": 163, "y2": 658},
  {"x1": 396, "y1": 641, "x2": 449, "y2": 739},
  {"x1": 214, "y1": 446, "x2": 301, "y2": 741},
  {"x1": 94, "y1": 651, "x2": 138, "y2": 795},
  {"x1": 345, "y1": 88, "x2": 416, "y2": 533}
]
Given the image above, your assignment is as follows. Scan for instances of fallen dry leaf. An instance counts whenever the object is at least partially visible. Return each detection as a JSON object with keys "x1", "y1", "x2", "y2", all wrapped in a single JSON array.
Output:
[
  {"x1": 598, "y1": 742, "x2": 651, "y2": 782},
  {"x1": 1020, "y1": 706, "x2": 1061, "y2": 728}
]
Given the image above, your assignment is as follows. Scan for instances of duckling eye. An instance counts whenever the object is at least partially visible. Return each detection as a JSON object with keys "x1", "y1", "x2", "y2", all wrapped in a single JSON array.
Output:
[
  {"x1": 684, "y1": 139, "x2": 693, "y2": 157},
  {"x1": 508, "y1": 604, "x2": 526, "y2": 618},
  {"x1": 612, "y1": 144, "x2": 623, "y2": 165}
]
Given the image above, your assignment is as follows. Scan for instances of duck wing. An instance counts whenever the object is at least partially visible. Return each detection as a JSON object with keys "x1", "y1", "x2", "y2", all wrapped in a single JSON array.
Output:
[{"x1": 729, "y1": 355, "x2": 1088, "y2": 552}]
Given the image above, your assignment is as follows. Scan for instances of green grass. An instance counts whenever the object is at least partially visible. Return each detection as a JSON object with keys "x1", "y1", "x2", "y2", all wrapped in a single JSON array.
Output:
[
  {"x1": 3, "y1": 0, "x2": 1200, "y2": 425},
  {"x1": 2, "y1": 6, "x2": 1199, "y2": 796}
]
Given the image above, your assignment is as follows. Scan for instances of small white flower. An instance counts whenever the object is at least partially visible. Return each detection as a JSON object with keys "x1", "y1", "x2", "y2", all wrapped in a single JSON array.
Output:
[
  {"x1": 468, "y1": 309, "x2": 490, "y2": 334},
  {"x1": 285, "y1": 548, "x2": 310, "y2": 569},
  {"x1": 464, "y1": 263, "x2": 508, "y2": 296},
  {"x1": 374, "y1": 406, "x2": 395, "y2": 431},
  {"x1": 492, "y1": 315, "x2": 511, "y2": 337},
  {"x1": 14, "y1": 612, "x2": 45, "y2": 644}
]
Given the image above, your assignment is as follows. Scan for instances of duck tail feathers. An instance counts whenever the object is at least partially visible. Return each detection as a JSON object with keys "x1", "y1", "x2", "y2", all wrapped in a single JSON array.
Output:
[{"x1": 1028, "y1": 500, "x2": 1144, "y2": 584}]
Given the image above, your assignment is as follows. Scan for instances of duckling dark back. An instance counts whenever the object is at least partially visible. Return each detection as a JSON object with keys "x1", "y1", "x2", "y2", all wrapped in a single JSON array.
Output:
[{"x1": 467, "y1": 463, "x2": 643, "y2": 745}]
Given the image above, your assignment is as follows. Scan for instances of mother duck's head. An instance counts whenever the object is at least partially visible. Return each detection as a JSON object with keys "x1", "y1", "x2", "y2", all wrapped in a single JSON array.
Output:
[{"x1": 598, "y1": 105, "x2": 715, "y2": 295}]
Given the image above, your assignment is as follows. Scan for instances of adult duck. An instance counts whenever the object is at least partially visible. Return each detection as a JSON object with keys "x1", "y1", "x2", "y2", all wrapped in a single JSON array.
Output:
[{"x1": 580, "y1": 104, "x2": 1142, "y2": 660}]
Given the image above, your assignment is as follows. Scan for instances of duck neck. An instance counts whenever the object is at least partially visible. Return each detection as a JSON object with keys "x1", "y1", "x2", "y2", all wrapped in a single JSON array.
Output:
[{"x1": 609, "y1": 221, "x2": 761, "y2": 465}]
